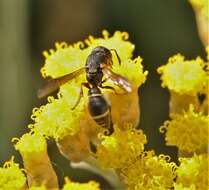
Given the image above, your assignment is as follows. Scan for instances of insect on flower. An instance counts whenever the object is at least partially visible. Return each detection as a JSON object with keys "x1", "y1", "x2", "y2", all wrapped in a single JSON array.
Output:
[{"x1": 38, "y1": 46, "x2": 132, "y2": 135}]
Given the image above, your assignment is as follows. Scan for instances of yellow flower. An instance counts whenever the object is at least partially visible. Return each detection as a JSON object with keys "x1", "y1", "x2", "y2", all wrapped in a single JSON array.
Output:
[
  {"x1": 157, "y1": 54, "x2": 207, "y2": 95},
  {"x1": 13, "y1": 132, "x2": 59, "y2": 188},
  {"x1": 160, "y1": 105, "x2": 209, "y2": 154},
  {"x1": 105, "y1": 56, "x2": 147, "y2": 91},
  {"x1": 121, "y1": 151, "x2": 177, "y2": 190},
  {"x1": 189, "y1": 0, "x2": 209, "y2": 19},
  {"x1": 31, "y1": 91, "x2": 83, "y2": 140},
  {"x1": 158, "y1": 53, "x2": 208, "y2": 115},
  {"x1": 0, "y1": 157, "x2": 26, "y2": 190},
  {"x1": 13, "y1": 132, "x2": 46, "y2": 155},
  {"x1": 96, "y1": 124, "x2": 147, "y2": 169},
  {"x1": 32, "y1": 30, "x2": 147, "y2": 141},
  {"x1": 41, "y1": 31, "x2": 134, "y2": 79},
  {"x1": 62, "y1": 177, "x2": 100, "y2": 190},
  {"x1": 106, "y1": 57, "x2": 148, "y2": 126},
  {"x1": 176, "y1": 154, "x2": 209, "y2": 190}
]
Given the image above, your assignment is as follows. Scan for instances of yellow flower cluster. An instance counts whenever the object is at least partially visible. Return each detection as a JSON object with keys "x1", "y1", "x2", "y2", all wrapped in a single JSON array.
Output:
[
  {"x1": 158, "y1": 47, "x2": 208, "y2": 189},
  {"x1": 2, "y1": 31, "x2": 149, "y2": 189},
  {"x1": 31, "y1": 93, "x2": 83, "y2": 140},
  {"x1": 13, "y1": 132, "x2": 46, "y2": 155},
  {"x1": 4, "y1": 30, "x2": 207, "y2": 190},
  {"x1": 121, "y1": 151, "x2": 177, "y2": 190},
  {"x1": 160, "y1": 105, "x2": 209, "y2": 154},
  {"x1": 175, "y1": 154, "x2": 209, "y2": 190},
  {"x1": 41, "y1": 31, "x2": 134, "y2": 79},
  {"x1": 189, "y1": 0, "x2": 209, "y2": 19},
  {"x1": 157, "y1": 54, "x2": 207, "y2": 95},
  {"x1": 31, "y1": 30, "x2": 147, "y2": 141},
  {"x1": 13, "y1": 132, "x2": 59, "y2": 188},
  {"x1": 0, "y1": 157, "x2": 26, "y2": 190},
  {"x1": 158, "y1": 48, "x2": 209, "y2": 116},
  {"x1": 96, "y1": 124, "x2": 147, "y2": 169}
]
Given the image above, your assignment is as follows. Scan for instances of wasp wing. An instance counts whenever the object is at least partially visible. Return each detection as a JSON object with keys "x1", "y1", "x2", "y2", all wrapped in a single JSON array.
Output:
[
  {"x1": 103, "y1": 67, "x2": 132, "y2": 93},
  {"x1": 37, "y1": 67, "x2": 85, "y2": 98}
]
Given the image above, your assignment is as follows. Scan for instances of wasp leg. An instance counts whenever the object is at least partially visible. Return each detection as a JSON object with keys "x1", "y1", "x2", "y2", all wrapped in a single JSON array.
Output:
[
  {"x1": 72, "y1": 82, "x2": 90, "y2": 110},
  {"x1": 101, "y1": 78, "x2": 108, "y2": 84},
  {"x1": 99, "y1": 84, "x2": 119, "y2": 95},
  {"x1": 110, "y1": 49, "x2": 121, "y2": 65}
]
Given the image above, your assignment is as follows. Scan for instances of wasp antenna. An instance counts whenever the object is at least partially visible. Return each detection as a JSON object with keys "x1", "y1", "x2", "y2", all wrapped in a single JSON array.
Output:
[{"x1": 110, "y1": 49, "x2": 121, "y2": 65}]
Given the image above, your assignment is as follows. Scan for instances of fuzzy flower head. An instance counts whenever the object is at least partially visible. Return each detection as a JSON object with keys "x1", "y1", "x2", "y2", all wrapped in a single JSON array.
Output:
[
  {"x1": 0, "y1": 157, "x2": 26, "y2": 190},
  {"x1": 121, "y1": 151, "x2": 177, "y2": 190},
  {"x1": 189, "y1": 0, "x2": 209, "y2": 19},
  {"x1": 31, "y1": 92, "x2": 83, "y2": 140},
  {"x1": 96, "y1": 124, "x2": 147, "y2": 169},
  {"x1": 108, "y1": 56, "x2": 148, "y2": 91},
  {"x1": 157, "y1": 54, "x2": 207, "y2": 95},
  {"x1": 62, "y1": 178, "x2": 100, "y2": 190},
  {"x1": 32, "y1": 31, "x2": 147, "y2": 140},
  {"x1": 13, "y1": 132, "x2": 59, "y2": 188},
  {"x1": 175, "y1": 154, "x2": 209, "y2": 189},
  {"x1": 13, "y1": 132, "x2": 46, "y2": 156},
  {"x1": 41, "y1": 31, "x2": 134, "y2": 79},
  {"x1": 160, "y1": 105, "x2": 209, "y2": 154}
]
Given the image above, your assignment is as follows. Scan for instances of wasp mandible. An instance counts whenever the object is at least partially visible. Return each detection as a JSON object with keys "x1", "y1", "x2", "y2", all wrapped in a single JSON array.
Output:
[{"x1": 38, "y1": 46, "x2": 132, "y2": 135}]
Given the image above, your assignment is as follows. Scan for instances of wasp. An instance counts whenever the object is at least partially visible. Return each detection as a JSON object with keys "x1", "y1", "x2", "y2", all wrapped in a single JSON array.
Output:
[{"x1": 38, "y1": 46, "x2": 132, "y2": 135}]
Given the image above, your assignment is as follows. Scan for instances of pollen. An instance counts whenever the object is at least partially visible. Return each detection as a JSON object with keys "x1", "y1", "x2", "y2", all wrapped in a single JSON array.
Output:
[
  {"x1": 160, "y1": 105, "x2": 209, "y2": 154},
  {"x1": 157, "y1": 54, "x2": 207, "y2": 95},
  {"x1": 0, "y1": 157, "x2": 26, "y2": 190},
  {"x1": 96, "y1": 124, "x2": 147, "y2": 169}
]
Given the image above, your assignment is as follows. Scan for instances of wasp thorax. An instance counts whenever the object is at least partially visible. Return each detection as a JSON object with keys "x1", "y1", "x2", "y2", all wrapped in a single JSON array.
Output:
[{"x1": 88, "y1": 87, "x2": 101, "y2": 96}]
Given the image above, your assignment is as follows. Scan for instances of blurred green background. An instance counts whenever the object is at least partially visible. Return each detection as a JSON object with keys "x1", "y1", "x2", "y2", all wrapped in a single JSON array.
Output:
[{"x1": 0, "y1": 0, "x2": 205, "y2": 188}]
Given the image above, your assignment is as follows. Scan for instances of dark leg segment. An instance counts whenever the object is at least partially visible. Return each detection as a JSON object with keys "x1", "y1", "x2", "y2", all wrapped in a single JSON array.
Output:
[
  {"x1": 100, "y1": 84, "x2": 119, "y2": 95},
  {"x1": 71, "y1": 82, "x2": 90, "y2": 110}
]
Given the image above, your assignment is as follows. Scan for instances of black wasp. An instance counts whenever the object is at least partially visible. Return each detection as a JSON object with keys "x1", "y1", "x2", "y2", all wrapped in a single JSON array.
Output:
[{"x1": 38, "y1": 46, "x2": 132, "y2": 135}]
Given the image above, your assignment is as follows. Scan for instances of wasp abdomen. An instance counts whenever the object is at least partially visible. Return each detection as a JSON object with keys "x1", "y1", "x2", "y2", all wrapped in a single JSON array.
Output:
[{"x1": 88, "y1": 93, "x2": 113, "y2": 135}]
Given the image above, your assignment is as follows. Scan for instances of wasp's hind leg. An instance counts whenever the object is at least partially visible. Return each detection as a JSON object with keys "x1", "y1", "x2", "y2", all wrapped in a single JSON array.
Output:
[
  {"x1": 99, "y1": 83, "x2": 120, "y2": 95},
  {"x1": 71, "y1": 82, "x2": 90, "y2": 110}
]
